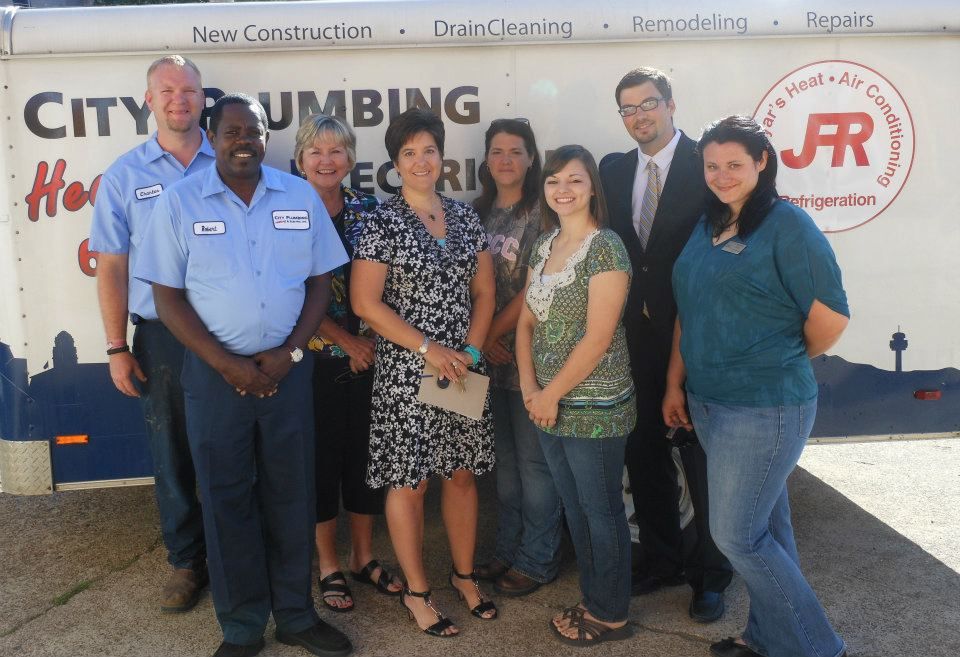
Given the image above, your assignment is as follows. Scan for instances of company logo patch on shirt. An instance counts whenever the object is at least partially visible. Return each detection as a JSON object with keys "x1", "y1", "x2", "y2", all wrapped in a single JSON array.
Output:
[
  {"x1": 193, "y1": 221, "x2": 226, "y2": 236},
  {"x1": 134, "y1": 183, "x2": 163, "y2": 200},
  {"x1": 273, "y1": 210, "x2": 310, "y2": 230}
]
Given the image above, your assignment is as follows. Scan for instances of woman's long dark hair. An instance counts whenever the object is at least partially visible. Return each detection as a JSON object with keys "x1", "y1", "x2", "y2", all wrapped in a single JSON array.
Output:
[
  {"x1": 474, "y1": 118, "x2": 542, "y2": 218},
  {"x1": 697, "y1": 115, "x2": 779, "y2": 239},
  {"x1": 539, "y1": 145, "x2": 609, "y2": 231}
]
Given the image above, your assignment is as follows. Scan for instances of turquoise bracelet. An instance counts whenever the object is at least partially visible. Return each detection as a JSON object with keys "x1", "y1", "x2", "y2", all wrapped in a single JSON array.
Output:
[{"x1": 463, "y1": 344, "x2": 482, "y2": 367}]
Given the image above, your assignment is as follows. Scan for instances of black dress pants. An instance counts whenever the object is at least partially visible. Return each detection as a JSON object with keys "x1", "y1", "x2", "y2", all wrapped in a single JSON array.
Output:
[{"x1": 625, "y1": 318, "x2": 732, "y2": 593}]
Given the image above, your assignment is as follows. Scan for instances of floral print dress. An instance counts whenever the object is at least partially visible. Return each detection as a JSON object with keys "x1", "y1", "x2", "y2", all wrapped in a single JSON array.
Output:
[{"x1": 353, "y1": 193, "x2": 495, "y2": 488}]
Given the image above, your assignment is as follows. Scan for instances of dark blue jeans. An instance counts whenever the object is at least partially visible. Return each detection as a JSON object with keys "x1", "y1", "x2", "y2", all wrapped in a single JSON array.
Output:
[
  {"x1": 182, "y1": 350, "x2": 319, "y2": 645},
  {"x1": 491, "y1": 387, "x2": 562, "y2": 582},
  {"x1": 538, "y1": 430, "x2": 631, "y2": 622},
  {"x1": 688, "y1": 393, "x2": 845, "y2": 657},
  {"x1": 132, "y1": 321, "x2": 204, "y2": 570}
]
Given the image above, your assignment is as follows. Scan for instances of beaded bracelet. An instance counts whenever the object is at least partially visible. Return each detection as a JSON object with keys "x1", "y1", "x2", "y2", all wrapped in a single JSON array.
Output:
[{"x1": 463, "y1": 344, "x2": 482, "y2": 367}]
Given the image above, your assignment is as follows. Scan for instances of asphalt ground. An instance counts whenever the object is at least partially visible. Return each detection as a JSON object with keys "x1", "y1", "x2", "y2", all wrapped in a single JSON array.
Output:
[{"x1": 1, "y1": 439, "x2": 958, "y2": 657}]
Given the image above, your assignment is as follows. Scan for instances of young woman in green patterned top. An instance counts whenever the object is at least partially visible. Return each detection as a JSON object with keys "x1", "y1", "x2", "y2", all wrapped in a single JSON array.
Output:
[{"x1": 515, "y1": 145, "x2": 636, "y2": 646}]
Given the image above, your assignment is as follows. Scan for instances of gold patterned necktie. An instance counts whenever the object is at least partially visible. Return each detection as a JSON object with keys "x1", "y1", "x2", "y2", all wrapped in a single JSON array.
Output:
[{"x1": 637, "y1": 160, "x2": 661, "y2": 249}]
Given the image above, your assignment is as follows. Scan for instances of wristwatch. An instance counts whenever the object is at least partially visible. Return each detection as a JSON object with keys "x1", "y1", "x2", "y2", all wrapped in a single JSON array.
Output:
[
  {"x1": 417, "y1": 336, "x2": 430, "y2": 355},
  {"x1": 289, "y1": 346, "x2": 304, "y2": 363}
]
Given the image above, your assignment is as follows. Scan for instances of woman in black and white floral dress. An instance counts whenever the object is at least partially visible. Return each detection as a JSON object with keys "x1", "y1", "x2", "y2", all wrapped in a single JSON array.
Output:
[{"x1": 352, "y1": 108, "x2": 497, "y2": 638}]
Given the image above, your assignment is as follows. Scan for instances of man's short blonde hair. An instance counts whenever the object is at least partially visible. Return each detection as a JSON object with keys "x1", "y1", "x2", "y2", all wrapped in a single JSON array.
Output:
[{"x1": 146, "y1": 55, "x2": 202, "y2": 86}]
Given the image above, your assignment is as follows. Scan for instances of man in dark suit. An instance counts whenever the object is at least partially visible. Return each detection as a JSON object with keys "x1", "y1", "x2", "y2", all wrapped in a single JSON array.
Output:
[{"x1": 599, "y1": 67, "x2": 732, "y2": 623}]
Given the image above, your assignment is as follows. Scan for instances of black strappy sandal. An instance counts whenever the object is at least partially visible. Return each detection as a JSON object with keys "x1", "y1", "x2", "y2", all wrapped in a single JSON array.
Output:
[
  {"x1": 317, "y1": 571, "x2": 354, "y2": 613},
  {"x1": 350, "y1": 559, "x2": 401, "y2": 597},
  {"x1": 400, "y1": 586, "x2": 458, "y2": 637},
  {"x1": 449, "y1": 568, "x2": 498, "y2": 620}
]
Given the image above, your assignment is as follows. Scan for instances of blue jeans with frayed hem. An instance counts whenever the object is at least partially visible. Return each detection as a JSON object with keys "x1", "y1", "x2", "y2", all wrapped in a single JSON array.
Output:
[{"x1": 538, "y1": 429, "x2": 630, "y2": 623}]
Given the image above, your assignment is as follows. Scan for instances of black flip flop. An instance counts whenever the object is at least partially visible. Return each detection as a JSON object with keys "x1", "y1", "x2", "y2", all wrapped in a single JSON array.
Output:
[
  {"x1": 318, "y1": 571, "x2": 354, "y2": 613},
  {"x1": 350, "y1": 559, "x2": 401, "y2": 597}
]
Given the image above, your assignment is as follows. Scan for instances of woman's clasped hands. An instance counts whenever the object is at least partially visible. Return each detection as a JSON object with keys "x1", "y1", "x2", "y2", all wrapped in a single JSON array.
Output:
[{"x1": 522, "y1": 383, "x2": 558, "y2": 429}]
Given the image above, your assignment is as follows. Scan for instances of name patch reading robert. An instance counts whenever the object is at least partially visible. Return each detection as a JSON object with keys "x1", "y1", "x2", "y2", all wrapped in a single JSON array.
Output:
[
  {"x1": 193, "y1": 221, "x2": 226, "y2": 235},
  {"x1": 135, "y1": 183, "x2": 163, "y2": 200},
  {"x1": 273, "y1": 210, "x2": 310, "y2": 230}
]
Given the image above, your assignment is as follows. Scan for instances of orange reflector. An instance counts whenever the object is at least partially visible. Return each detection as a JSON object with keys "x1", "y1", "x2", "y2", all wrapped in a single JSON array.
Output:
[
  {"x1": 56, "y1": 434, "x2": 89, "y2": 445},
  {"x1": 913, "y1": 390, "x2": 942, "y2": 401}
]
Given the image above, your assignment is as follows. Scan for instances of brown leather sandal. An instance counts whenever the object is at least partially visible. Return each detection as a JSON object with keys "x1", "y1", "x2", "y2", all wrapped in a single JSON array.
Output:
[{"x1": 549, "y1": 613, "x2": 633, "y2": 645}]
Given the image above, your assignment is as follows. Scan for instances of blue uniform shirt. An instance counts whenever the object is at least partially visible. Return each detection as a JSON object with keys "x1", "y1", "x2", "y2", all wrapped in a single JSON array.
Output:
[
  {"x1": 88, "y1": 132, "x2": 215, "y2": 320},
  {"x1": 134, "y1": 164, "x2": 348, "y2": 356},
  {"x1": 672, "y1": 200, "x2": 850, "y2": 406}
]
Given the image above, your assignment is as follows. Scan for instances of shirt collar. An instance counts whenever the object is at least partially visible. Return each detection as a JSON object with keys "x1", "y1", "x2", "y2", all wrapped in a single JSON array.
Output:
[
  {"x1": 144, "y1": 130, "x2": 215, "y2": 164},
  {"x1": 636, "y1": 128, "x2": 683, "y2": 170},
  {"x1": 200, "y1": 163, "x2": 286, "y2": 199}
]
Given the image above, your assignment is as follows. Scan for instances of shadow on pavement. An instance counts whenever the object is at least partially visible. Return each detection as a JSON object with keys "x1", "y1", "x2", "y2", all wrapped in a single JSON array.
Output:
[{"x1": 0, "y1": 467, "x2": 957, "y2": 656}]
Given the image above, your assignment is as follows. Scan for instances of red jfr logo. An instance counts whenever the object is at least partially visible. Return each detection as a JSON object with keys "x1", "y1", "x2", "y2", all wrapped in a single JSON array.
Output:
[{"x1": 781, "y1": 112, "x2": 874, "y2": 169}]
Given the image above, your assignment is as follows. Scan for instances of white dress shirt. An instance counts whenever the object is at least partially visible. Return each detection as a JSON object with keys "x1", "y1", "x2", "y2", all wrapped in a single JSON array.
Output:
[{"x1": 631, "y1": 128, "x2": 683, "y2": 237}]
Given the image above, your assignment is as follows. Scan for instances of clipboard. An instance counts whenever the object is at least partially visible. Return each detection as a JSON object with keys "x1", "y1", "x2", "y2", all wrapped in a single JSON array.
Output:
[{"x1": 417, "y1": 362, "x2": 490, "y2": 420}]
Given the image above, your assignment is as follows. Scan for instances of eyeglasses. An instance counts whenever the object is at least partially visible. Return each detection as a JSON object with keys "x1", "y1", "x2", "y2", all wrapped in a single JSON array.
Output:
[{"x1": 617, "y1": 98, "x2": 668, "y2": 116}]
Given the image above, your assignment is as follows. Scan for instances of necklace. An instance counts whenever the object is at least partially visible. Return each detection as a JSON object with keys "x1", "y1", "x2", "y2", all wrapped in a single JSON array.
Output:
[{"x1": 405, "y1": 196, "x2": 443, "y2": 223}]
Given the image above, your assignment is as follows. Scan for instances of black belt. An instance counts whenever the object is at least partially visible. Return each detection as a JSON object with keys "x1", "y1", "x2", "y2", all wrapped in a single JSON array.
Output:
[{"x1": 130, "y1": 313, "x2": 159, "y2": 325}]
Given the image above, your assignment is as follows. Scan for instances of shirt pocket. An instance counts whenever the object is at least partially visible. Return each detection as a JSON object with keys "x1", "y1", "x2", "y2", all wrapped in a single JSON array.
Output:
[
  {"x1": 187, "y1": 233, "x2": 239, "y2": 280},
  {"x1": 273, "y1": 230, "x2": 313, "y2": 281}
]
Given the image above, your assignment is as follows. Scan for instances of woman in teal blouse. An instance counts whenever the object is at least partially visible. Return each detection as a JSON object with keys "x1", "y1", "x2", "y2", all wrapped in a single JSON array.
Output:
[
  {"x1": 664, "y1": 116, "x2": 849, "y2": 657},
  {"x1": 515, "y1": 145, "x2": 635, "y2": 646}
]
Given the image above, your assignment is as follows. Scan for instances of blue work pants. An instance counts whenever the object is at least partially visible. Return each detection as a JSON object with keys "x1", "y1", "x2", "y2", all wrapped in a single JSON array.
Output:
[
  {"x1": 132, "y1": 320, "x2": 204, "y2": 570},
  {"x1": 182, "y1": 350, "x2": 319, "y2": 645}
]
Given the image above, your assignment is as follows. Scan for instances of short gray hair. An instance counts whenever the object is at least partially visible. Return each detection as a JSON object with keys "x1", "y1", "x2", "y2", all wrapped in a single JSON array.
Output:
[
  {"x1": 146, "y1": 55, "x2": 202, "y2": 86},
  {"x1": 294, "y1": 113, "x2": 358, "y2": 172}
]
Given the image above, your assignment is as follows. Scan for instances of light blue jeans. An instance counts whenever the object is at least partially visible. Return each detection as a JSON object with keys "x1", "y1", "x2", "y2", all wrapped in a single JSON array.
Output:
[
  {"x1": 490, "y1": 388, "x2": 562, "y2": 582},
  {"x1": 538, "y1": 429, "x2": 631, "y2": 623},
  {"x1": 687, "y1": 393, "x2": 845, "y2": 657}
]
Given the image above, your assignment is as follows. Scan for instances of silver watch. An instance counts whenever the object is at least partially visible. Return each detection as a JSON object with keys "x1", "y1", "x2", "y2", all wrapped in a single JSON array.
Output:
[
  {"x1": 289, "y1": 347, "x2": 304, "y2": 363},
  {"x1": 417, "y1": 336, "x2": 429, "y2": 355}
]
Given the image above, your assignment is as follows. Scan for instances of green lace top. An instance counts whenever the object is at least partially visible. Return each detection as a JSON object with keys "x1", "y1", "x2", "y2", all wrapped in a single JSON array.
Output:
[{"x1": 526, "y1": 228, "x2": 637, "y2": 439}]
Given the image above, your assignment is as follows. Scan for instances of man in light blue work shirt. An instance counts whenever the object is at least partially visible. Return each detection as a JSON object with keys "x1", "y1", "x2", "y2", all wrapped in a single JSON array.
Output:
[
  {"x1": 88, "y1": 55, "x2": 213, "y2": 613},
  {"x1": 135, "y1": 93, "x2": 351, "y2": 657}
]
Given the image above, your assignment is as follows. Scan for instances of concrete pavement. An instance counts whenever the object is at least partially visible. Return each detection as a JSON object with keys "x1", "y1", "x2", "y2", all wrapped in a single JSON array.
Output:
[{"x1": 1, "y1": 439, "x2": 958, "y2": 657}]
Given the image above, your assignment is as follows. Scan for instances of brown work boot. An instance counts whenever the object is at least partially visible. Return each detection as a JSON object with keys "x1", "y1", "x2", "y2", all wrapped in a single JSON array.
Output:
[
  {"x1": 494, "y1": 568, "x2": 542, "y2": 596},
  {"x1": 160, "y1": 565, "x2": 208, "y2": 613},
  {"x1": 474, "y1": 559, "x2": 509, "y2": 582}
]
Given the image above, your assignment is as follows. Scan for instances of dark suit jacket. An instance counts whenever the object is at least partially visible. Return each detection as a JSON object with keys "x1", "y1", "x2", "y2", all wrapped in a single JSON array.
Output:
[{"x1": 600, "y1": 133, "x2": 705, "y2": 390}]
